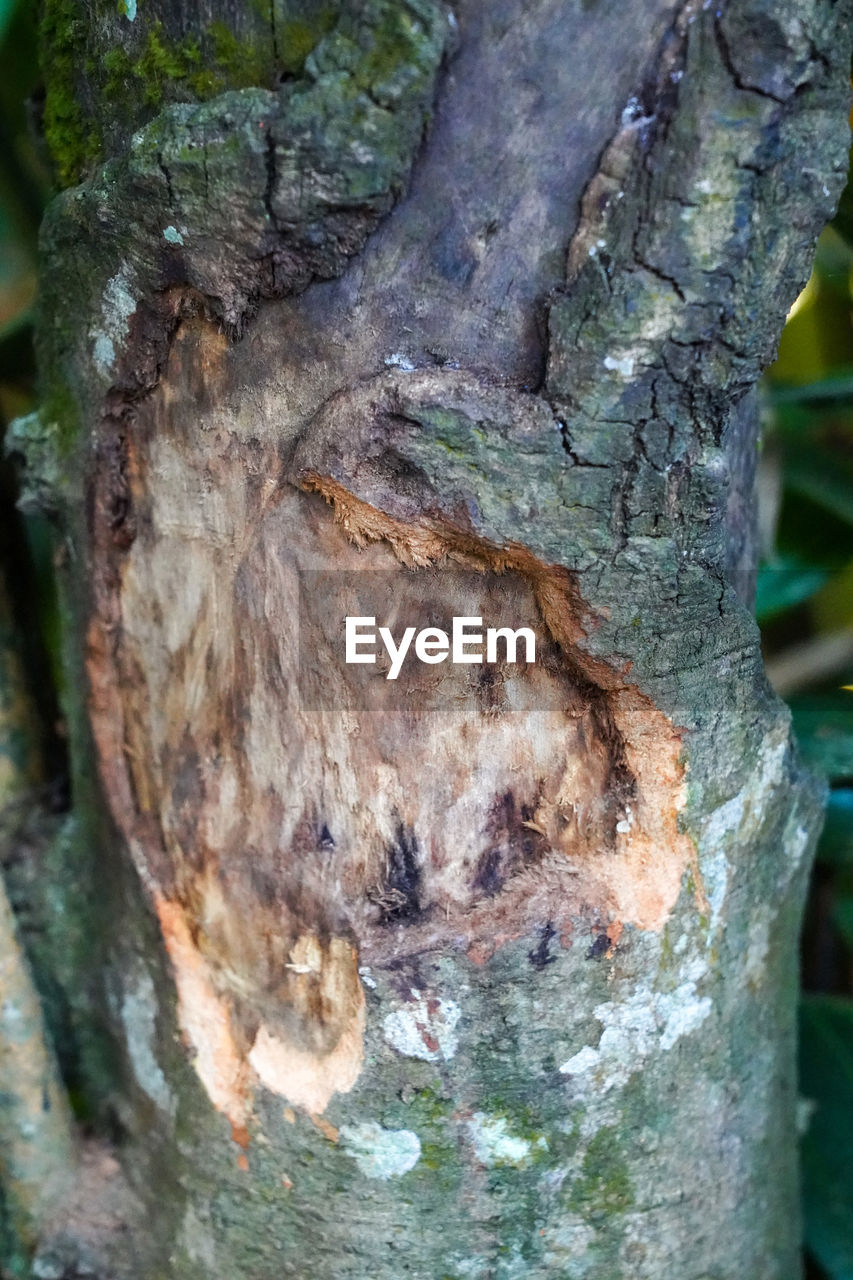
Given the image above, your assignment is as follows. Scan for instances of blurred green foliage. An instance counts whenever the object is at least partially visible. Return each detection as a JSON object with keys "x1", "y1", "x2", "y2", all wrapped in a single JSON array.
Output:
[
  {"x1": 0, "y1": 2, "x2": 46, "y2": 347},
  {"x1": 0, "y1": 2, "x2": 850, "y2": 1274},
  {"x1": 800, "y1": 996, "x2": 853, "y2": 1280},
  {"x1": 0, "y1": 1, "x2": 64, "y2": 718},
  {"x1": 762, "y1": 132, "x2": 853, "y2": 1280}
]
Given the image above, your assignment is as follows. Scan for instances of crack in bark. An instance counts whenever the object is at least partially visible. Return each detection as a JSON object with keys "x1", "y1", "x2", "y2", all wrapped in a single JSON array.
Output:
[
  {"x1": 268, "y1": 0, "x2": 279, "y2": 66},
  {"x1": 712, "y1": 12, "x2": 787, "y2": 104},
  {"x1": 156, "y1": 151, "x2": 175, "y2": 209},
  {"x1": 263, "y1": 127, "x2": 278, "y2": 231}
]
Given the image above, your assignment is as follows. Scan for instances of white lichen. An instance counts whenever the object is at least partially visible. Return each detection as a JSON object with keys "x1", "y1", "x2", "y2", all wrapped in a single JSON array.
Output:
[
  {"x1": 468, "y1": 1112, "x2": 547, "y2": 1168},
  {"x1": 120, "y1": 968, "x2": 174, "y2": 1115},
  {"x1": 383, "y1": 992, "x2": 460, "y2": 1062},
  {"x1": 559, "y1": 962, "x2": 712, "y2": 1089},
  {"x1": 384, "y1": 352, "x2": 416, "y2": 371},
  {"x1": 179, "y1": 1205, "x2": 217, "y2": 1268},
  {"x1": 602, "y1": 354, "x2": 635, "y2": 378},
  {"x1": 743, "y1": 906, "x2": 772, "y2": 987},
  {"x1": 541, "y1": 1214, "x2": 597, "y2": 1268},
  {"x1": 339, "y1": 1121, "x2": 421, "y2": 1180},
  {"x1": 658, "y1": 986, "x2": 713, "y2": 1050},
  {"x1": 163, "y1": 225, "x2": 185, "y2": 246},
  {"x1": 357, "y1": 965, "x2": 377, "y2": 990},
  {"x1": 445, "y1": 1256, "x2": 490, "y2": 1279},
  {"x1": 698, "y1": 730, "x2": 794, "y2": 940},
  {"x1": 89, "y1": 264, "x2": 138, "y2": 377},
  {"x1": 621, "y1": 96, "x2": 646, "y2": 126},
  {"x1": 92, "y1": 333, "x2": 117, "y2": 377},
  {"x1": 702, "y1": 844, "x2": 730, "y2": 934},
  {"x1": 102, "y1": 265, "x2": 137, "y2": 341}
]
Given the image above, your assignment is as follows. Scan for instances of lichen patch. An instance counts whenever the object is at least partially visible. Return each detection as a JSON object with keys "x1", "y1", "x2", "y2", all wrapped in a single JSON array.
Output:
[
  {"x1": 339, "y1": 1122, "x2": 421, "y2": 1180},
  {"x1": 119, "y1": 966, "x2": 174, "y2": 1116},
  {"x1": 383, "y1": 993, "x2": 461, "y2": 1063},
  {"x1": 467, "y1": 1112, "x2": 547, "y2": 1169},
  {"x1": 559, "y1": 959, "x2": 712, "y2": 1091}
]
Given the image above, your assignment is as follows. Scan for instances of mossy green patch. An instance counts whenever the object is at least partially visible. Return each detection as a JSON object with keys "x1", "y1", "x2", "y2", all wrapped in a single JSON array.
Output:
[
  {"x1": 41, "y1": 7, "x2": 275, "y2": 185},
  {"x1": 279, "y1": 13, "x2": 337, "y2": 77},
  {"x1": 478, "y1": 1093, "x2": 544, "y2": 1141},
  {"x1": 353, "y1": 6, "x2": 432, "y2": 101},
  {"x1": 39, "y1": 0, "x2": 446, "y2": 188},
  {"x1": 102, "y1": 20, "x2": 271, "y2": 114},
  {"x1": 375, "y1": 1084, "x2": 460, "y2": 1192},
  {"x1": 40, "y1": 0, "x2": 99, "y2": 186},
  {"x1": 42, "y1": 379, "x2": 82, "y2": 462},
  {"x1": 567, "y1": 1125, "x2": 634, "y2": 1216}
]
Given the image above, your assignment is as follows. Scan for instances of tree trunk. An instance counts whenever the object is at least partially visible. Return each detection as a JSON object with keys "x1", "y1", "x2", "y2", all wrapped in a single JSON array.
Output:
[{"x1": 4, "y1": 0, "x2": 851, "y2": 1275}]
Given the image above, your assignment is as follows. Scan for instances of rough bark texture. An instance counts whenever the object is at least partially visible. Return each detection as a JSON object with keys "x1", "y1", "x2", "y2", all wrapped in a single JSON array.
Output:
[{"x1": 4, "y1": 0, "x2": 852, "y2": 1275}]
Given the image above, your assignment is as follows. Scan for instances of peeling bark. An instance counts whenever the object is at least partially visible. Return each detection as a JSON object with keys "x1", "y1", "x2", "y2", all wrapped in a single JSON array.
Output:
[{"x1": 5, "y1": 0, "x2": 852, "y2": 1275}]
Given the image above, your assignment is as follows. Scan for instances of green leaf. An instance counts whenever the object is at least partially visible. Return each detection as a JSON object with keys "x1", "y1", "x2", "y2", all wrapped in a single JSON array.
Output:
[
  {"x1": 775, "y1": 493, "x2": 853, "y2": 569},
  {"x1": 755, "y1": 558, "x2": 831, "y2": 623},
  {"x1": 833, "y1": 895, "x2": 853, "y2": 952},
  {"x1": 790, "y1": 695, "x2": 853, "y2": 781},
  {"x1": 817, "y1": 791, "x2": 853, "y2": 867},
  {"x1": 783, "y1": 446, "x2": 853, "y2": 530},
  {"x1": 0, "y1": 0, "x2": 19, "y2": 48},
  {"x1": 800, "y1": 996, "x2": 853, "y2": 1280},
  {"x1": 769, "y1": 372, "x2": 853, "y2": 409}
]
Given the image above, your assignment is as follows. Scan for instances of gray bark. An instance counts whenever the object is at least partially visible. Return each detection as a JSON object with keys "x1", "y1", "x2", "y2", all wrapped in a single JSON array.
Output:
[{"x1": 3, "y1": 0, "x2": 851, "y2": 1275}]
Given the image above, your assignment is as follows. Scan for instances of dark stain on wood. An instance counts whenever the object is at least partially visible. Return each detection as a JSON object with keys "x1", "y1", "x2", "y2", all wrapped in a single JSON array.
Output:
[
  {"x1": 472, "y1": 847, "x2": 504, "y2": 898},
  {"x1": 528, "y1": 921, "x2": 558, "y2": 970},
  {"x1": 371, "y1": 824, "x2": 422, "y2": 923},
  {"x1": 586, "y1": 932, "x2": 611, "y2": 961}
]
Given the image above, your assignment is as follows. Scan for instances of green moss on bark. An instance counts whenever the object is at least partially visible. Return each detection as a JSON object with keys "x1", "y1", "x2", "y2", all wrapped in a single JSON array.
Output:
[
  {"x1": 39, "y1": 1, "x2": 444, "y2": 190},
  {"x1": 278, "y1": 13, "x2": 337, "y2": 75},
  {"x1": 39, "y1": 0, "x2": 98, "y2": 187},
  {"x1": 40, "y1": 4, "x2": 277, "y2": 186},
  {"x1": 101, "y1": 20, "x2": 272, "y2": 113},
  {"x1": 567, "y1": 1126, "x2": 635, "y2": 1217}
]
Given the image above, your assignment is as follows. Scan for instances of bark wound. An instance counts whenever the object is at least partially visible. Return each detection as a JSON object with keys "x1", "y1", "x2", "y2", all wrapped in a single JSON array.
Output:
[{"x1": 87, "y1": 318, "x2": 692, "y2": 1122}]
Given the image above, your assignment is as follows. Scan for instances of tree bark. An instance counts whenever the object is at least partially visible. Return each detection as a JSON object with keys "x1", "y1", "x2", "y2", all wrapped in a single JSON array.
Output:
[{"x1": 5, "y1": 0, "x2": 851, "y2": 1275}]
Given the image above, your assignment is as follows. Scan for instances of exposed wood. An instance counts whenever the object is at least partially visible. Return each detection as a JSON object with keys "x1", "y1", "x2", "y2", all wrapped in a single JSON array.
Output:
[
  {"x1": 6, "y1": 0, "x2": 851, "y2": 1274},
  {"x1": 86, "y1": 328, "x2": 693, "y2": 1125}
]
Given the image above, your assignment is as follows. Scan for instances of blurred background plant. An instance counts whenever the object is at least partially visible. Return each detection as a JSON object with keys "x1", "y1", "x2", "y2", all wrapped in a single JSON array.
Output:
[
  {"x1": 0, "y1": 3, "x2": 850, "y2": 1275},
  {"x1": 0, "y1": 0, "x2": 61, "y2": 716},
  {"x1": 763, "y1": 142, "x2": 853, "y2": 1280}
]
